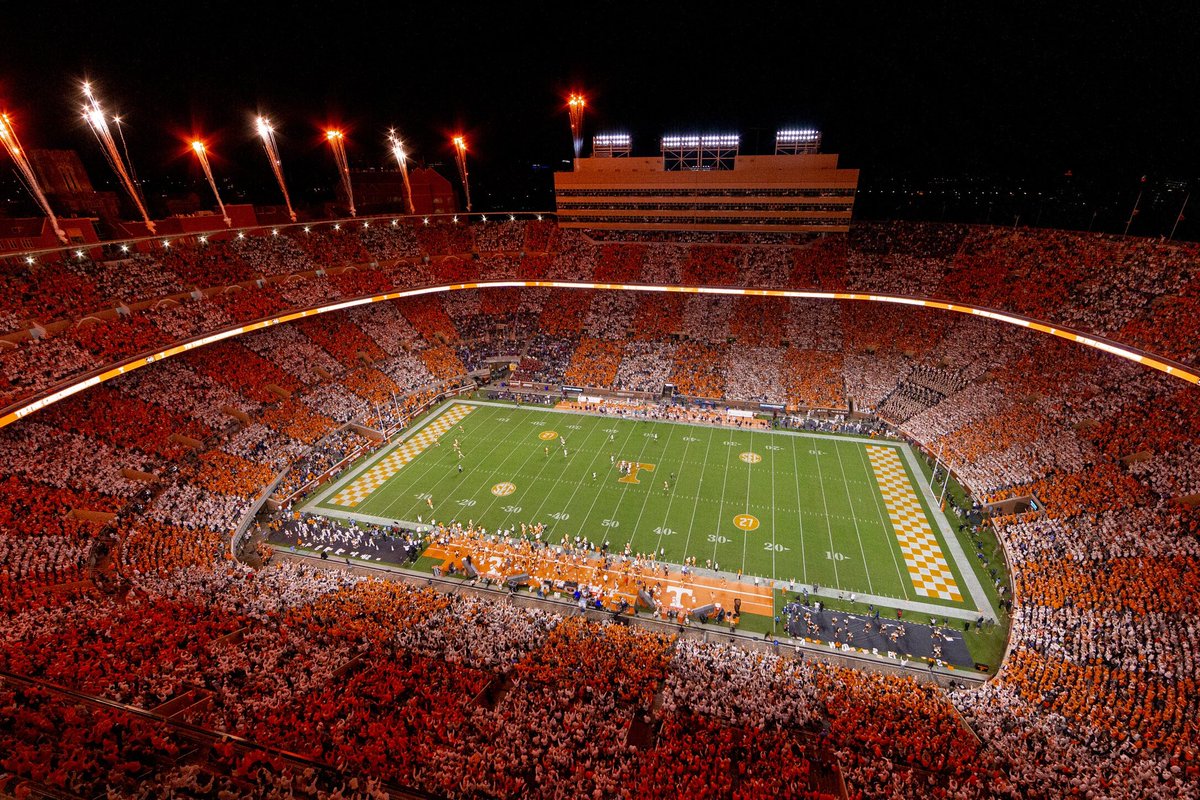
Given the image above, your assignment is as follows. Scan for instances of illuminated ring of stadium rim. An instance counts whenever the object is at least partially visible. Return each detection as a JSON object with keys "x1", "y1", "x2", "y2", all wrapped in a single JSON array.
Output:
[{"x1": 2, "y1": 279, "x2": 1196, "y2": 431}]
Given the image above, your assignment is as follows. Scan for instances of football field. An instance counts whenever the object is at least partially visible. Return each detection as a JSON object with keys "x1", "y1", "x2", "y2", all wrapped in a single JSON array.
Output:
[{"x1": 304, "y1": 400, "x2": 988, "y2": 614}]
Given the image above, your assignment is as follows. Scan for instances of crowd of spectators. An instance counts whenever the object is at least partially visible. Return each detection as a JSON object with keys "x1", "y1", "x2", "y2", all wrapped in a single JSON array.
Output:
[
  {"x1": 242, "y1": 323, "x2": 342, "y2": 385},
  {"x1": 360, "y1": 221, "x2": 422, "y2": 261},
  {"x1": 564, "y1": 338, "x2": 625, "y2": 388},
  {"x1": 723, "y1": 345, "x2": 785, "y2": 403},
  {"x1": 271, "y1": 427, "x2": 371, "y2": 503},
  {"x1": 614, "y1": 341, "x2": 675, "y2": 393},
  {"x1": 729, "y1": 296, "x2": 786, "y2": 346},
  {"x1": 3, "y1": 218, "x2": 1200, "y2": 797},
  {"x1": 186, "y1": 341, "x2": 302, "y2": 405},
  {"x1": 671, "y1": 341, "x2": 726, "y2": 398},
  {"x1": 0, "y1": 335, "x2": 97, "y2": 410},
  {"x1": 6, "y1": 219, "x2": 1200, "y2": 419},
  {"x1": 258, "y1": 398, "x2": 336, "y2": 445}
]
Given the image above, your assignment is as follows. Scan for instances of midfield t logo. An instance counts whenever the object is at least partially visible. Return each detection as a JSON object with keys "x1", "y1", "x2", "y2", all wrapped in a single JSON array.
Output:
[{"x1": 617, "y1": 462, "x2": 655, "y2": 484}]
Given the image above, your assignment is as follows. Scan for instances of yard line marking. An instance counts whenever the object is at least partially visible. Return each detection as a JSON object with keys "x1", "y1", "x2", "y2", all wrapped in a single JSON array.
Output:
[
  {"x1": 629, "y1": 420, "x2": 678, "y2": 557},
  {"x1": 654, "y1": 426, "x2": 695, "y2": 557},
  {"x1": 711, "y1": 427, "x2": 734, "y2": 566},
  {"x1": 330, "y1": 404, "x2": 474, "y2": 507},
  {"x1": 681, "y1": 427, "x2": 716, "y2": 564},
  {"x1": 810, "y1": 439, "x2": 841, "y2": 586},
  {"x1": 865, "y1": 444, "x2": 963, "y2": 602},
  {"x1": 742, "y1": 428, "x2": 753, "y2": 576},
  {"x1": 834, "y1": 441, "x2": 875, "y2": 595},
  {"x1": 790, "y1": 434, "x2": 808, "y2": 584}
]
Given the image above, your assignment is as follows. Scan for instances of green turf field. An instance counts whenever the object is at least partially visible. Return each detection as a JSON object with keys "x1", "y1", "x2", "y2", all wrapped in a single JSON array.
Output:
[{"x1": 305, "y1": 400, "x2": 991, "y2": 616}]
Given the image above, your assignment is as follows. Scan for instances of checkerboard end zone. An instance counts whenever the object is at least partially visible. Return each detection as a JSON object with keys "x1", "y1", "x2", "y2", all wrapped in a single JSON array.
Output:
[
  {"x1": 866, "y1": 445, "x2": 963, "y2": 602},
  {"x1": 331, "y1": 404, "x2": 474, "y2": 507}
]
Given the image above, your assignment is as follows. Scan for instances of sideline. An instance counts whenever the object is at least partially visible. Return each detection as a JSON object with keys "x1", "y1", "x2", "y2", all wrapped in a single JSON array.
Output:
[{"x1": 902, "y1": 445, "x2": 997, "y2": 620}]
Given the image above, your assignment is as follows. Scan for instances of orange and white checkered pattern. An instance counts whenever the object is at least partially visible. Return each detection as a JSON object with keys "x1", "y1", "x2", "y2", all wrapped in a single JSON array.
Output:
[
  {"x1": 866, "y1": 445, "x2": 962, "y2": 602},
  {"x1": 331, "y1": 404, "x2": 474, "y2": 507}
]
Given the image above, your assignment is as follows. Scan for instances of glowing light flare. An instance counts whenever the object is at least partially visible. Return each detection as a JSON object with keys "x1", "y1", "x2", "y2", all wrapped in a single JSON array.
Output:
[
  {"x1": 325, "y1": 129, "x2": 355, "y2": 217},
  {"x1": 0, "y1": 112, "x2": 68, "y2": 244},
  {"x1": 79, "y1": 82, "x2": 155, "y2": 233},
  {"x1": 256, "y1": 115, "x2": 296, "y2": 222},
  {"x1": 451, "y1": 135, "x2": 471, "y2": 212},
  {"x1": 190, "y1": 140, "x2": 232, "y2": 227},
  {"x1": 387, "y1": 129, "x2": 415, "y2": 214},
  {"x1": 567, "y1": 92, "x2": 586, "y2": 159}
]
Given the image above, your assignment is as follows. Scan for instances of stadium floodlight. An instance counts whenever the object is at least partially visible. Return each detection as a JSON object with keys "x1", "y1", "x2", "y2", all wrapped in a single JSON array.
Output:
[
  {"x1": 661, "y1": 134, "x2": 701, "y2": 149},
  {"x1": 661, "y1": 134, "x2": 740, "y2": 149},
  {"x1": 593, "y1": 133, "x2": 631, "y2": 146},
  {"x1": 775, "y1": 128, "x2": 822, "y2": 154},
  {"x1": 662, "y1": 132, "x2": 739, "y2": 171},
  {"x1": 593, "y1": 132, "x2": 631, "y2": 158}
]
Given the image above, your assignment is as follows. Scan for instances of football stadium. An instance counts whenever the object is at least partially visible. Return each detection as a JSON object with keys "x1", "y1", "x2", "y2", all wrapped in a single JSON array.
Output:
[{"x1": 1, "y1": 6, "x2": 1198, "y2": 799}]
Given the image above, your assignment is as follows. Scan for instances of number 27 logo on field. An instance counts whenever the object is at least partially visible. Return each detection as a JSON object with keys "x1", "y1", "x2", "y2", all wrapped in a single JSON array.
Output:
[{"x1": 733, "y1": 514, "x2": 760, "y2": 531}]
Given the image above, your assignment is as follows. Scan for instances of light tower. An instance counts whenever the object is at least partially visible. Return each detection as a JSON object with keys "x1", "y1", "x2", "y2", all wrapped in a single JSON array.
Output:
[
  {"x1": 256, "y1": 116, "x2": 296, "y2": 222},
  {"x1": 568, "y1": 92, "x2": 587, "y2": 160},
  {"x1": 388, "y1": 129, "x2": 416, "y2": 214},
  {"x1": 592, "y1": 133, "x2": 632, "y2": 158},
  {"x1": 326, "y1": 129, "x2": 355, "y2": 217},
  {"x1": 452, "y1": 135, "x2": 471, "y2": 212},
  {"x1": 191, "y1": 140, "x2": 231, "y2": 227},
  {"x1": 775, "y1": 128, "x2": 822, "y2": 155},
  {"x1": 661, "y1": 133, "x2": 740, "y2": 171},
  {"x1": 0, "y1": 112, "x2": 68, "y2": 243},
  {"x1": 81, "y1": 81, "x2": 155, "y2": 233}
]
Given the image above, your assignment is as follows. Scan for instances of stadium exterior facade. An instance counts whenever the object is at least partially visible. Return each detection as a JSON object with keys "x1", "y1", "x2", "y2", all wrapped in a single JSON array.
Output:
[{"x1": 554, "y1": 153, "x2": 859, "y2": 233}]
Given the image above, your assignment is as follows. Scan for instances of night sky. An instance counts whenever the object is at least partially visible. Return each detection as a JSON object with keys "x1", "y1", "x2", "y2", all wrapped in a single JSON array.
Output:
[{"x1": 1, "y1": 2, "x2": 1197, "y2": 230}]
